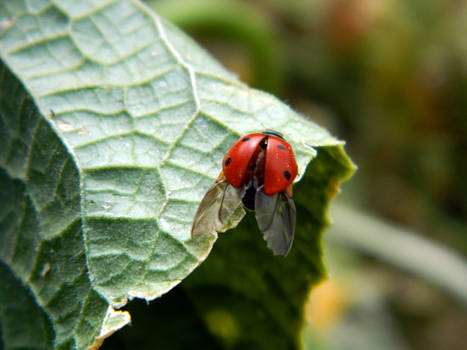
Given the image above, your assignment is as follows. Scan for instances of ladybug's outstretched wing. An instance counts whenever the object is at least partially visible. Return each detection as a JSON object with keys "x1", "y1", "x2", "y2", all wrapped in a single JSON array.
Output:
[
  {"x1": 191, "y1": 178, "x2": 245, "y2": 238},
  {"x1": 254, "y1": 188, "x2": 296, "y2": 256}
]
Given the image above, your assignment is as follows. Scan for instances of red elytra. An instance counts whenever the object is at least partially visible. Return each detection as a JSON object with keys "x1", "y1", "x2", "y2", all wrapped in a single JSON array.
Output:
[{"x1": 222, "y1": 131, "x2": 298, "y2": 196}]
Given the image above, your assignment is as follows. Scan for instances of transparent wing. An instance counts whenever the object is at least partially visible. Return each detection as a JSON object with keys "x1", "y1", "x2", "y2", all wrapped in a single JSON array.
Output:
[
  {"x1": 255, "y1": 188, "x2": 296, "y2": 256},
  {"x1": 191, "y1": 179, "x2": 246, "y2": 238}
]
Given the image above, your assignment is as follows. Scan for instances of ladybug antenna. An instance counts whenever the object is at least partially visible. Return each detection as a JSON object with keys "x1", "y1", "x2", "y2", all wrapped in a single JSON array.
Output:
[{"x1": 262, "y1": 129, "x2": 284, "y2": 139}]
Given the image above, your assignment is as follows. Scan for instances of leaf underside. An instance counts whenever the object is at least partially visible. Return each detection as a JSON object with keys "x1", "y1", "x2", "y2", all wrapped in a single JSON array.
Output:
[{"x1": 0, "y1": 0, "x2": 354, "y2": 349}]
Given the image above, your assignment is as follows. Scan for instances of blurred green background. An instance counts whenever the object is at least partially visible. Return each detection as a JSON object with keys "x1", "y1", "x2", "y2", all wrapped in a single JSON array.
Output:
[{"x1": 104, "y1": 0, "x2": 467, "y2": 349}]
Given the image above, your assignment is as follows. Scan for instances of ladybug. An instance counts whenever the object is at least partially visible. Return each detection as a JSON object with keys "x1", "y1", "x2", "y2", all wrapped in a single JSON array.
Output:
[{"x1": 191, "y1": 130, "x2": 298, "y2": 256}]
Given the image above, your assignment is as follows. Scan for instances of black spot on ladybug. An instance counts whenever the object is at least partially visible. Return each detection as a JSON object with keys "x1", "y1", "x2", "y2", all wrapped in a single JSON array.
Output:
[
  {"x1": 225, "y1": 157, "x2": 231, "y2": 166},
  {"x1": 277, "y1": 145, "x2": 286, "y2": 150},
  {"x1": 242, "y1": 137, "x2": 250, "y2": 142},
  {"x1": 284, "y1": 170, "x2": 291, "y2": 180}
]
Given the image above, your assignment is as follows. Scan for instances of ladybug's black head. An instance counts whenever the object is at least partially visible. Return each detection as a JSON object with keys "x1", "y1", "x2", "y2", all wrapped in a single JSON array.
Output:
[{"x1": 262, "y1": 129, "x2": 284, "y2": 139}]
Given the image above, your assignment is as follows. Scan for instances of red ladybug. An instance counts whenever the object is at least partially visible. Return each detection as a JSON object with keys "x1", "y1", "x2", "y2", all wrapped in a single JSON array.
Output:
[{"x1": 191, "y1": 130, "x2": 298, "y2": 256}]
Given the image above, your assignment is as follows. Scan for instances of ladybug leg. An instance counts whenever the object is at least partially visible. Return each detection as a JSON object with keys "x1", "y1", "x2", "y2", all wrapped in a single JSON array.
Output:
[
  {"x1": 216, "y1": 171, "x2": 225, "y2": 182},
  {"x1": 286, "y1": 184, "x2": 293, "y2": 197}
]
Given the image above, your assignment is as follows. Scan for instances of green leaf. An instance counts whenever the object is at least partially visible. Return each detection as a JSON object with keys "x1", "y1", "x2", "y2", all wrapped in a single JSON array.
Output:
[
  {"x1": 0, "y1": 261, "x2": 53, "y2": 350},
  {"x1": 0, "y1": 0, "x2": 355, "y2": 349}
]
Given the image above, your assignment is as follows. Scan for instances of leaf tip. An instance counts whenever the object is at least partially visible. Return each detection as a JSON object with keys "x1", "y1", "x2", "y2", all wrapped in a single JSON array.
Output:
[{"x1": 88, "y1": 306, "x2": 131, "y2": 350}]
